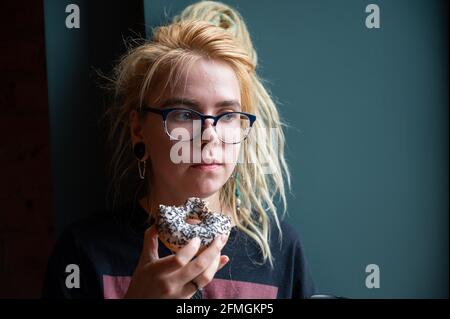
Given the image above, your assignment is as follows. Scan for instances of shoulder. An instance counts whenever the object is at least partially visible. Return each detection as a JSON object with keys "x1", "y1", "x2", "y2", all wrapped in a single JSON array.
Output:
[
  {"x1": 53, "y1": 202, "x2": 141, "y2": 254},
  {"x1": 58, "y1": 212, "x2": 115, "y2": 243},
  {"x1": 47, "y1": 213, "x2": 112, "y2": 268},
  {"x1": 265, "y1": 213, "x2": 314, "y2": 267},
  {"x1": 245, "y1": 209, "x2": 305, "y2": 249},
  {"x1": 278, "y1": 218, "x2": 302, "y2": 241},
  {"x1": 267, "y1": 213, "x2": 303, "y2": 247},
  {"x1": 269, "y1": 215, "x2": 318, "y2": 297},
  {"x1": 43, "y1": 211, "x2": 117, "y2": 299}
]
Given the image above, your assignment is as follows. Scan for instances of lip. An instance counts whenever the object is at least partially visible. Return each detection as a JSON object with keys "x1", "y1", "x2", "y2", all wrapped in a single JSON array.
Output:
[{"x1": 190, "y1": 164, "x2": 222, "y2": 171}]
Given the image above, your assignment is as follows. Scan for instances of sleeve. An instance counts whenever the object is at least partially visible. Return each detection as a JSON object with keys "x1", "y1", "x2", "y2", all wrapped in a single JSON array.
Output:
[
  {"x1": 41, "y1": 226, "x2": 100, "y2": 299},
  {"x1": 291, "y1": 236, "x2": 318, "y2": 299}
]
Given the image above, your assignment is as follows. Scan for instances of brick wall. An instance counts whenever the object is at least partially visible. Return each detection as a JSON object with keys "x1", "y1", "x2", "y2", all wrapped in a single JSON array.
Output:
[{"x1": 0, "y1": 1, "x2": 53, "y2": 298}]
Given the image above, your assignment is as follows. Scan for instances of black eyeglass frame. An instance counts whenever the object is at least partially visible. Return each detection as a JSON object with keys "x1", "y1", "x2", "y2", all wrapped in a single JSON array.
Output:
[{"x1": 138, "y1": 106, "x2": 257, "y2": 144}]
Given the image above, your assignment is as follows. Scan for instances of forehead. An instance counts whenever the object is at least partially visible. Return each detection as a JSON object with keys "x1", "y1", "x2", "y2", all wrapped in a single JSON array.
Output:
[{"x1": 151, "y1": 58, "x2": 241, "y2": 105}]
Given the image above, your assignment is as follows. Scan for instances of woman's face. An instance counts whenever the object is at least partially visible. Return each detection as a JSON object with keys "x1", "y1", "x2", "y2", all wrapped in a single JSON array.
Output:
[{"x1": 130, "y1": 58, "x2": 242, "y2": 201}]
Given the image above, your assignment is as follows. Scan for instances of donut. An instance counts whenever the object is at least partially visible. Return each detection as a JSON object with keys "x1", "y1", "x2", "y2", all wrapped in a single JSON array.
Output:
[{"x1": 156, "y1": 197, "x2": 232, "y2": 253}]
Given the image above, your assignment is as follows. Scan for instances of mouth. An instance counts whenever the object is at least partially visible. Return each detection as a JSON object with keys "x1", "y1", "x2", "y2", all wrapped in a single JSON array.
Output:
[{"x1": 190, "y1": 163, "x2": 223, "y2": 171}]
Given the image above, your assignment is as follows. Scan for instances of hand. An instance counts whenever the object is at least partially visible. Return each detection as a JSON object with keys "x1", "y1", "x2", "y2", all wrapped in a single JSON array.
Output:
[{"x1": 124, "y1": 225, "x2": 229, "y2": 299}]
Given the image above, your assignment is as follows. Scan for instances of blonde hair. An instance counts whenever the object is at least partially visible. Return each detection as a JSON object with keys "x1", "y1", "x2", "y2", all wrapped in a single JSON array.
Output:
[
  {"x1": 173, "y1": 1, "x2": 257, "y2": 66},
  {"x1": 105, "y1": 2, "x2": 291, "y2": 267},
  {"x1": 174, "y1": 1, "x2": 291, "y2": 266}
]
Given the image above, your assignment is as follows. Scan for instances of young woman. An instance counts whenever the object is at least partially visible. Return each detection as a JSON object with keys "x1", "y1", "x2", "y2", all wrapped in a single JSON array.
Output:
[{"x1": 43, "y1": 2, "x2": 316, "y2": 299}]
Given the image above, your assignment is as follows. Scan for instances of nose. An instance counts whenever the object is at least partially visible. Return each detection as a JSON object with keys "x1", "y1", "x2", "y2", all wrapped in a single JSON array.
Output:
[
  {"x1": 201, "y1": 117, "x2": 219, "y2": 143},
  {"x1": 202, "y1": 117, "x2": 215, "y2": 129}
]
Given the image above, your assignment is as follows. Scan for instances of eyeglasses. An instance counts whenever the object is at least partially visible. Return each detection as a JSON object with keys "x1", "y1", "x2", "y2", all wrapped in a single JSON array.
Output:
[{"x1": 139, "y1": 106, "x2": 257, "y2": 144}]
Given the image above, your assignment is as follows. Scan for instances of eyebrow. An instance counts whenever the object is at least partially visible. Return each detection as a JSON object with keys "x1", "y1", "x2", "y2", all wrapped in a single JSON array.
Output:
[{"x1": 160, "y1": 98, "x2": 242, "y2": 111}]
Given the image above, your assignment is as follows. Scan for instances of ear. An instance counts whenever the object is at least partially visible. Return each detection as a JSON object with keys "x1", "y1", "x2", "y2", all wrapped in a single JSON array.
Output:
[{"x1": 129, "y1": 110, "x2": 145, "y2": 144}]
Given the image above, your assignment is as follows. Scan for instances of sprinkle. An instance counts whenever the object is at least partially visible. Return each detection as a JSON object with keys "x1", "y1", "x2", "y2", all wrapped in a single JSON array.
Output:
[{"x1": 157, "y1": 197, "x2": 232, "y2": 250}]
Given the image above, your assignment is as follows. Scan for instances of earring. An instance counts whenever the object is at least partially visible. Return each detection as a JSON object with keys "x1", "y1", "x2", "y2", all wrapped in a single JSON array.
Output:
[
  {"x1": 133, "y1": 142, "x2": 146, "y2": 180},
  {"x1": 133, "y1": 142, "x2": 146, "y2": 160},
  {"x1": 137, "y1": 160, "x2": 146, "y2": 180},
  {"x1": 234, "y1": 171, "x2": 241, "y2": 212}
]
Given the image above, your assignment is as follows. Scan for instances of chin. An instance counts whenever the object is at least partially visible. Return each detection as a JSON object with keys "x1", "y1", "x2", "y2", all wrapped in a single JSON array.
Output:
[
  {"x1": 185, "y1": 181, "x2": 223, "y2": 198},
  {"x1": 190, "y1": 186, "x2": 220, "y2": 198}
]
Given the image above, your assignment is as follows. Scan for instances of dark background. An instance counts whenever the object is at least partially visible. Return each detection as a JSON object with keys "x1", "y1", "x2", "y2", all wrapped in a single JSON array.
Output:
[
  {"x1": 0, "y1": 0, "x2": 448, "y2": 298},
  {"x1": 0, "y1": 1, "x2": 52, "y2": 298}
]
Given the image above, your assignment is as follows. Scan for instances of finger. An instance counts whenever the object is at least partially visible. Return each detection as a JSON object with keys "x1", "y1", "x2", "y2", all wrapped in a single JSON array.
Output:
[
  {"x1": 194, "y1": 255, "x2": 223, "y2": 289},
  {"x1": 177, "y1": 234, "x2": 228, "y2": 285},
  {"x1": 194, "y1": 254, "x2": 229, "y2": 289},
  {"x1": 179, "y1": 255, "x2": 220, "y2": 300},
  {"x1": 154, "y1": 237, "x2": 202, "y2": 274},
  {"x1": 180, "y1": 279, "x2": 200, "y2": 299},
  {"x1": 140, "y1": 225, "x2": 159, "y2": 263},
  {"x1": 180, "y1": 255, "x2": 229, "y2": 298},
  {"x1": 217, "y1": 255, "x2": 229, "y2": 272}
]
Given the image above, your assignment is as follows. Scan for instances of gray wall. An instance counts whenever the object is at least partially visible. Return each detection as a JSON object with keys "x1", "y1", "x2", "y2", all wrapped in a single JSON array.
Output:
[
  {"x1": 144, "y1": 0, "x2": 448, "y2": 298},
  {"x1": 45, "y1": 0, "x2": 448, "y2": 298}
]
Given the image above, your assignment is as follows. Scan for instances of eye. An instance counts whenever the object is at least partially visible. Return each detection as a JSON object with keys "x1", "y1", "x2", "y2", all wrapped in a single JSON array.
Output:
[
  {"x1": 221, "y1": 113, "x2": 239, "y2": 122},
  {"x1": 173, "y1": 110, "x2": 194, "y2": 121}
]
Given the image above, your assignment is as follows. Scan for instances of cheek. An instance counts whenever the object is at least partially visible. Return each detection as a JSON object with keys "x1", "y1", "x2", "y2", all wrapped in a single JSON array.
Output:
[
  {"x1": 144, "y1": 120, "x2": 177, "y2": 168},
  {"x1": 222, "y1": 164, "x2": 236, "y2": 181},
  {"x1": 223, "y1": 143, "x2": 241, "y2": 164}
]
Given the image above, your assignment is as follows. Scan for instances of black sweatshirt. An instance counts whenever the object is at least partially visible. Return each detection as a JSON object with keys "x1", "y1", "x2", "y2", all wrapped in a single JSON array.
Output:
[{"x1": 42, "y1": 200, "x2": 317, "y2": 299}]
